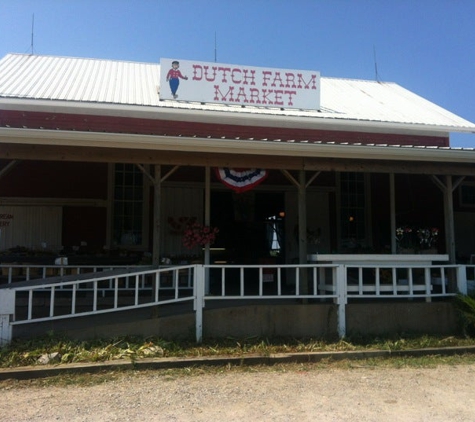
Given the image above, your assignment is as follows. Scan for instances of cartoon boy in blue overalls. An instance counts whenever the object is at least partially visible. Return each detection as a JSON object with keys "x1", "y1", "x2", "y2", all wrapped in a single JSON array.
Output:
[{"x1": 166, "y1": 60, "x2": 188, "y2": 99}]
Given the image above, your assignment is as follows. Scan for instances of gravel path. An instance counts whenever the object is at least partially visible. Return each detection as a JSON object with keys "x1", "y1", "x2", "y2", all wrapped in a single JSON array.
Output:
[{"x1": 1, "y1": 363, "x2": 475, "y2": 421}]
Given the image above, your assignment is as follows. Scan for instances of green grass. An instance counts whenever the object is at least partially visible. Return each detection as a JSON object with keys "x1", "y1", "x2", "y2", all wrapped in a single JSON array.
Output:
[
  {"x1": 1, "y1": 332, "x2": 475, "y2": 369},
  {"x1": 3, "y1": 352, "x2": 475, "y2": 389}
]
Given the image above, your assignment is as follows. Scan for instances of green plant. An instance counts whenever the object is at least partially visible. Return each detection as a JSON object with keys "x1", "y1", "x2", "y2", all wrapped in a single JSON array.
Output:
[{"x1": 453, "y1": 293, "x2": 475, "y2": 336}]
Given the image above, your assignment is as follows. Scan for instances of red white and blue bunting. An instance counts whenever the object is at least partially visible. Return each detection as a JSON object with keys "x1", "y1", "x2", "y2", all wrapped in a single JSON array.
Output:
[{"x1": 215, "y1": 168, "x2": 268, "y2": 193}]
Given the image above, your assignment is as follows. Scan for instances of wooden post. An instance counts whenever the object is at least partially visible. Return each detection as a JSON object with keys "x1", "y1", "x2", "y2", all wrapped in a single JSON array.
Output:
[
  {"x1": 390, "y1": 173, "x2": 396, "y2": 253},
  {"x1": 152, "y1": 165, "x2": 161, "y2": 266},
  {"x1": 298, "y1": 170, "x2": 308, "y2": 295},
  {"x1": 431, "y1": 174, "x2": 457, "y2": 264},
  {"x1": 204, "y1": 166, "x2": 211, "y2": 293},
  {"x1": 444, "y1": 175, "x2": 456, "y2": 264}
]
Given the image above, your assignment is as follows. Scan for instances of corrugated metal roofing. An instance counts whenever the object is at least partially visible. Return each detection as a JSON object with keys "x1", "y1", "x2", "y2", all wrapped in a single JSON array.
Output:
[{"x1": 1, "y1": 53, "x2": 474, "y2": 132}]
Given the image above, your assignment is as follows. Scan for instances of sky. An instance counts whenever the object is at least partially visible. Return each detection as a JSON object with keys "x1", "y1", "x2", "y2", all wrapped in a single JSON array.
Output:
[{"x1": 1, "y1": 0, "x2": 474, "y2": 147}]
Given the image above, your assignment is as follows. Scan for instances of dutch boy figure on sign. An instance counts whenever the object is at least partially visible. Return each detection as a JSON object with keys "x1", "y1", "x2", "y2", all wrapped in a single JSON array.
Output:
[{"x1": 166, "y1": 60, "x2": 188, "y2": 99}]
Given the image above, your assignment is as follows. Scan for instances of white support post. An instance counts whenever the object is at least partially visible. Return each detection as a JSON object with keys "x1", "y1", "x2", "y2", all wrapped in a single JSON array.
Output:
[
  {"x1": 0, "y1": 289, "x2": 15, "y2": 347},
  {"x1": 194, "y1": 265, "x2": 205, "y2": 343},
  {"x1": 335, "y1": 265, "x2": 347, "y2": 338},
  {"x1": 457, "y1": 265, "x2": 468, "y2": 295},
  {"x1": 390, "y1": 173, "x2": 397, "y2": 253},
  {"x1": 204, "y1": 167, "x2": 211, "y2": 294},
  {"x1": 424, "y1": 267, "x2": 432, "y2": 302}
]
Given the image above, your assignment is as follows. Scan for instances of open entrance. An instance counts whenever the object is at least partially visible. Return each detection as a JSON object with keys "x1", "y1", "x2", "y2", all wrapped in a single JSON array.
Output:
[{"x1": 211, "y1": 191, "x2": 285, "y2": 265}]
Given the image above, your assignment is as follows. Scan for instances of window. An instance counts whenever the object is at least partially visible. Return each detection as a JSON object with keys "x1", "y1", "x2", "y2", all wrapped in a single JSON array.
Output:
[
  {"x1": 112, "y1": 164, "x2": 146, "y2": 247},
  {"x1": 459, "y1": 183, "x2": 475, "y2": 207}
]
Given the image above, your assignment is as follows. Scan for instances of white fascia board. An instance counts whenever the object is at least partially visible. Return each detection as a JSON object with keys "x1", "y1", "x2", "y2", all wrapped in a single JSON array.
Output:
[
  {"x1": 1, "y1": 97, "x2": 473, "y2": 136},
  {"x1": 1, "y1": 127, "x2": 474, "y2": 163}
]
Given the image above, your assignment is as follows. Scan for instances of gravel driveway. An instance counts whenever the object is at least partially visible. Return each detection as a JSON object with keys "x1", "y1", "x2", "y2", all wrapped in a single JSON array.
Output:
[{"x1": 1, "y1": 363, "x2": 475, "y2": 421}]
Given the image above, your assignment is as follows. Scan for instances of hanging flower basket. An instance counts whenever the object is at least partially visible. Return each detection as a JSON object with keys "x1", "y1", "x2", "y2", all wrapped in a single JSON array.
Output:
[{"x1": 182, "y1": 223, "x2": 219, "y2": 249}]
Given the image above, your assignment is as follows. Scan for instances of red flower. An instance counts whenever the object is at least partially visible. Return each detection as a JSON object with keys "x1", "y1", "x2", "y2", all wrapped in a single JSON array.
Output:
[{"x1": 182, "y1": 223, "x2": 219, "y2": 249}]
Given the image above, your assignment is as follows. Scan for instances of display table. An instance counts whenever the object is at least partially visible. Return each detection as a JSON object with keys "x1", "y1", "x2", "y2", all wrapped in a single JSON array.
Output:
[
  {"x1": 307, "y1": 254, "x2": 449, "y2": 266},
  {"x1": 307, "y1": 254, "x2": 450, "y2": 296}
]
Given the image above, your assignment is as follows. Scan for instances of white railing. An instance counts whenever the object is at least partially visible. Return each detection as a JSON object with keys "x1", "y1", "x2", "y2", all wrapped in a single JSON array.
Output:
[
  {"x1": 7, "y1": 265, "x2": 195, "y2": 325},
  {"x1": 0, "y1": 264, "x2": 194, "y2": 292},
  {"x1": 0, "y1": 262, "x2": 470, "y2": 346},
  {"x1": 203, "y1": 264, "x2": 339, "y2": 299},
  {"x1": 322, "y1": 264, "x2": 460, "y2": 299},
  {"x1": 0, "y1": 264, "x2": 145, "y2": 284}
]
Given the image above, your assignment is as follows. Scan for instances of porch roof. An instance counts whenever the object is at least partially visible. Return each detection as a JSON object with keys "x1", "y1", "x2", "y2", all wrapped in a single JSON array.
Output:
[{"x1": 1, "y1": 53, "x2": 475, "y2": 136}]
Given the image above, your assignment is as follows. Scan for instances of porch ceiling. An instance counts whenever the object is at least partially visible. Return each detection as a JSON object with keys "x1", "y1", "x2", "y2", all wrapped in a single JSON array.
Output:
[{"x1": 0, "y1": 127, "x2": 474, "y2": 176}]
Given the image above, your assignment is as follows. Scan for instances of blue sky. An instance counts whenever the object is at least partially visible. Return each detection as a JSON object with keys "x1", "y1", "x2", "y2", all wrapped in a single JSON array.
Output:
[{"x1": 1, "y1": 0, "x2": 474, "y2": 147}]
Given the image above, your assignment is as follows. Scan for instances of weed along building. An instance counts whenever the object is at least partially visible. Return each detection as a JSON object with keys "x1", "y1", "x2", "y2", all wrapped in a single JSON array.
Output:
[{"x1": 1, "y1": 53, "x2": 475, "y2": 344}]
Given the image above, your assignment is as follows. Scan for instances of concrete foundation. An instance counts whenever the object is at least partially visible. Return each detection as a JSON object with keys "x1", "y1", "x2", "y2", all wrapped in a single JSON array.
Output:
[
  {"x1": 203, "y1": 304, "x2": 338, "y2": 339},
  {"x1": 12, "y1": 301, "x2": 459, "y2": 341},
  {"x1": 346, "y1": 302, "x2": 458, "y2": 336}
]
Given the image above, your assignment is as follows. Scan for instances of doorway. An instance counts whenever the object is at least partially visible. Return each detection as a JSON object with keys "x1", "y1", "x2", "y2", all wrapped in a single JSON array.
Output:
[{"x1": 211, "y1": 191, "x2": 285, "y2": 264}]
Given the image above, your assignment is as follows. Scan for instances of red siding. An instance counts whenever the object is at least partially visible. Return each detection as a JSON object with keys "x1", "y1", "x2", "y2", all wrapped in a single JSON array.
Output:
[
  {"x1": 0, "y1": 161, "x2": 108, "y2": 199},
  {"x1": 0, "y1": 110, "x2": 449, "y2": 147}
]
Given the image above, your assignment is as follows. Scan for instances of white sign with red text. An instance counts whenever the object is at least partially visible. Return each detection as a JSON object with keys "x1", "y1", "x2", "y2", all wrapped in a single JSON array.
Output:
[{"x1": 160, "y1": 58, "x2": 320, "y2": 110}]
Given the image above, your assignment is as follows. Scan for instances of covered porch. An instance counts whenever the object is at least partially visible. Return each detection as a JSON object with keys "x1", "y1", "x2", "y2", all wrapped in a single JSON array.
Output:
[{"x1": 0, "y1": 138, "x2": 474, "y2": 276}]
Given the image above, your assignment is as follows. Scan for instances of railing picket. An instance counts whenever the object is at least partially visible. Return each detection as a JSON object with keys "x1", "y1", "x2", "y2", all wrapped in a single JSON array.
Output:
[
  {"x1": 278, "y1": 267, "x2": 282, "y2": 296},
  {"x1": 313, "y1": 267, "x2": 317, "y2": 295},
  {"x1": 93, "y1": 281, "x2": 98, "y2": 311},
  {"x1": 71, "y1": 284, "x2": 77, "y2": 315},
  {"x1": 114, "y1": 278, "x2": 119, "y2": 309},
  {"x1": 259, "y1": 268, "x2": 263, "y2": 296},
  {"x1": 295, "y1": 267, "x2": 300, "y2": 296},
  {"x1": 392, "y1": 268, "x2": 397, "y2": 293},
  {"x1": 135, "y1": 275, "x2": 139, "y2": 305},
  {"x1": 49, "y1": 287, "x2": 55, "y2": 317},
  {"x1": 174, "y1": 270, "x2": 179, "y2": 299},
  {"x1": 375, "y1": 268, "x2": 380, "y2": 296},
  {"x1": 441, "y1": 267, "x2": 447, "y2": 295},
  {"x1": 221, "y1": 267, "x2": 226, "y2": 296},
  {"x1": 28, "y1": 290, "x2": 33, "y2": 320},
  {"x1": 240, "y1": 267, "x2": 244, "y2": 296},
  {"x1": 424, "y1": 267, "x2": 432, "y2": 301},
  {"x1": 154, "y1": 272, "x2": 159, "y2": 303}
]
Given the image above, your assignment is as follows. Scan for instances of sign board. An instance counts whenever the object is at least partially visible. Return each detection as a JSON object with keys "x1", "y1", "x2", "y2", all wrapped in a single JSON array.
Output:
[{"x1": 160, "y1": 58, "x2": 320, "y2": 110}]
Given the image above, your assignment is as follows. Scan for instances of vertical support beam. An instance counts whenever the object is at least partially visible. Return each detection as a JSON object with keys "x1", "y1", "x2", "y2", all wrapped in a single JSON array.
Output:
[
  {"x1": 0, "y1": 289, "x2": 15, "y2": 347},
  {"x1": 204, "y1": 167, "x2": 211, "y2": 294},
  {"x1": 444, "y1": 175, "x2": 456, "y2": 264},
  {"x1": 457, "y1": 265, "x2": 468, "y2": 295},
  {"x1": 106, "y1": 164, "x2": 114, "y2": 250},
  {"x1": 152, "y1": 165, "x2": 161, "y2": 266},
  {"x1": 335, "y1": 265, "x2": 347, "y2": 338},
  {"x1": 390, "y1": 173, "x2": 397, "y2": 253},
  {"x1": 195, "y1": 264, "x2": 205, "y2": 343},
  {"x1": 298, "y1": 170, "x2": 308, "y2": 295},
  {"x1": 432, "y1": 174, "x2": 457, "y2": 264}
]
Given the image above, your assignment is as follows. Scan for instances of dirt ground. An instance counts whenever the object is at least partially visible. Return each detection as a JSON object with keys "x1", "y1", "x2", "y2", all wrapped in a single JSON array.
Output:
[{"x1": 1, "y1": 363, "x2": 475, "y2": 421}]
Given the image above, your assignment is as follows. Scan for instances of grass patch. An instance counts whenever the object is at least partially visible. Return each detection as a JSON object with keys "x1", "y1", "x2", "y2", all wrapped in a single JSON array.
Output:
[
  {"x1": 1, "y1": 332, "x2": 475, "y2": 369},
  {"x1": 4, "y1": 352, "x2": 475, "y2": 389}
]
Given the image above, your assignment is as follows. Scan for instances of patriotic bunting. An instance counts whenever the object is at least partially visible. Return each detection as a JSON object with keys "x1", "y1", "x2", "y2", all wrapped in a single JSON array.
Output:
[{"x1": 215, "y1": 168, "x2": 268, "y2": 193}]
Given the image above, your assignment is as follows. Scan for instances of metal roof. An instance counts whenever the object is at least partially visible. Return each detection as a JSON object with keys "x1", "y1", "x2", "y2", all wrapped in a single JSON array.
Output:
[{"x1": 1, "y1": 53, "x2": 475, "y2": 134}]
